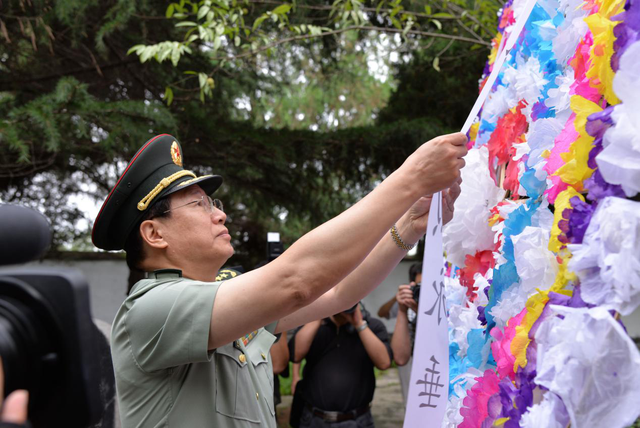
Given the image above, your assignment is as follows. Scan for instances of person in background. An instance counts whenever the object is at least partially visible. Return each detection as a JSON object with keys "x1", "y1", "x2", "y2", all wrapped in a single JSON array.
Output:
[
  {"x1": 289, "y1": 303, "x2": 391, "y2": 428},
  {"x1": 390, "y1": 264, "x2": 421, "y2": 404},
  {"x1": 377, "y1": 263, "x2": 423, "y2": 321}
]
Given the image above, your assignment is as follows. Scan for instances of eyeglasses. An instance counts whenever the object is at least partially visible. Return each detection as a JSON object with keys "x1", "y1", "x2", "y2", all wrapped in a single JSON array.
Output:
[{"x1": 163, "y1": 195, "x2": 223, "y2": 215}]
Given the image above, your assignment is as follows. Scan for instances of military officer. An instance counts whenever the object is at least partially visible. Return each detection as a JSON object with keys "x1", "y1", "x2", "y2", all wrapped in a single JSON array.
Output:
[{"x1": 92, "y1": 133, "x2": 465, "y2": 427}]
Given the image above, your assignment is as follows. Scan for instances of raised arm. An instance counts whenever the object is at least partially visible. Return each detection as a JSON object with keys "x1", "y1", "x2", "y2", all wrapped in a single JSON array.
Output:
[
  {"x1": 378, "y1": 295, "x2": 398, "y2": 319},
  {"x1": 344, "y1": 307, "x2": 391, "y2": 370},
  {"x1": 209, "y1": 133, "x2": 466, "y2": 349},
  {"x1": 390, "y1": 285, "x2": 417, "y2": 366},
  {"x1": 276, "y1": 178, "x2": 460, "y2": 333},
  {"x1": 290, "y1": 320, "x2": 322, "y2": 363}
]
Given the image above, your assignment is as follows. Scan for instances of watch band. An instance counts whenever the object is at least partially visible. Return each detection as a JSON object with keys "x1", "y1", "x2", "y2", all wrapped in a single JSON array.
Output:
[
  {"x1": 390, "y1": 223, "x2": 415, "y2": 251},
  {"x1": 356, "y1": 320, "x2": 368, "y2": 332}
]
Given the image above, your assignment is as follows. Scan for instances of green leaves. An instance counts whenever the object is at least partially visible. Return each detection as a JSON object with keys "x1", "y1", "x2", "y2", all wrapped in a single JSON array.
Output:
[
  {"x1": 272, "y1": 4, "x2": 292, "y2": 15},
  {"x1": 198, "y1": 73, "x2": 215, "y2": 103},
  {"x1": 125, "y1": 0, "x2": 496, "y2": 106},
  {"x1": 164, "y1": 86, "x2": 174, "y2": 106},
  {"x1": 127, "y1": 41, "x2": 192, "y2": 67},
  {"x1": 166, "y1": 4, "x2": 175, "y2": 18},
  {"x1": 432, "y1": 56, "x2": 441, "y2": 72}
]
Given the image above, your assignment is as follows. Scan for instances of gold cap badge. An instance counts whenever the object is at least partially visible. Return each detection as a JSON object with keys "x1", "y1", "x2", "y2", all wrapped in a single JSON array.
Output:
[{"x1": 170, "y1": 141, "x2": 182, "y2": 166}]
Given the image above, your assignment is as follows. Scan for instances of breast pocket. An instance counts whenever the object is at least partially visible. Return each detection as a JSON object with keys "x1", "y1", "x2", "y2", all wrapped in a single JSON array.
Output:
[
  {"x1": 215, "y1": 343, "x2": 261, "y2": 423},
  {"x1": 246, "y1": 330, "x2": 277, "y2": 417}
]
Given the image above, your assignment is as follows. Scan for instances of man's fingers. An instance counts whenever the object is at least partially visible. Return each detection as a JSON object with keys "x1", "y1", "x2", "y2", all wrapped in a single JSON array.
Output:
[
  {"x1": 448, "y1": 132, "x2": 468, "y2": 146},
  {"x1": 1, "y1": 390, "x2": 28, "y2": 424},
  {"x1": 449, "y1": 181, "x2": 462, "y2": 200}
]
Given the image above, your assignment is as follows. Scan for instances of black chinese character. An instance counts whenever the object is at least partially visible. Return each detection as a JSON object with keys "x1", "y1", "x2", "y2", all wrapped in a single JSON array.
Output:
[
  {"x1": 432, "y1": 193, "x2": 442, "y2": 236},
  {"x1": 425, "y1": 279, "x2": 446, "y2": 325},
  {"x1": 416, "y1": 355, "x2": 444, "y2": 408}
]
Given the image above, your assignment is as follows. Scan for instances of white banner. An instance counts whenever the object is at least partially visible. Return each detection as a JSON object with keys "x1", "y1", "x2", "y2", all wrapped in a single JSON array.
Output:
[{"x1": 404, "y1": 192, "x2": 449, "y2": 427}]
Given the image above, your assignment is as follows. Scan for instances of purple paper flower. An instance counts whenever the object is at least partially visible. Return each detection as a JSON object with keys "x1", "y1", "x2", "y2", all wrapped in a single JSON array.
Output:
[
  {"x1": 612, "y1": 0, "x2": 640, "y2": 70},
  {"x1": 477, "y1": 286, "x2": 491, "y2": 325},
  {"x1": 488, "y1": 368, "x2": 537, "y2": 428},
  {"x1": 582, "y1": 107, "x2": 625, "y2": 202},
  {"x1": 565, "y1": 196, "x2": 596, "y2": 244}
]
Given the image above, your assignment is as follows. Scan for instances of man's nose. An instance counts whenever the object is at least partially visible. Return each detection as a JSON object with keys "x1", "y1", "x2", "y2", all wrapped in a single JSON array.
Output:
[{"x1": 211, "y1": 208, "x2": 226, "y2": 224}]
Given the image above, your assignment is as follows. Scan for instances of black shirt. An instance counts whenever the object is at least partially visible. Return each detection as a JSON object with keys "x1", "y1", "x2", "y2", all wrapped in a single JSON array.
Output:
[{"x1": 289, "y1": 317, "x2": 392, "y2": 412}]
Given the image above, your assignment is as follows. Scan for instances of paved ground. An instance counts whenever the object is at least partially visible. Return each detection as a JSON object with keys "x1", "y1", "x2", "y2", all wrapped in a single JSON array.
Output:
[
  {"x1": 276, "y1": 368, "x2": 405, "y2": 427},
  {"x1": 371, "y1": 368, "x2": 406, "y2": 427}
]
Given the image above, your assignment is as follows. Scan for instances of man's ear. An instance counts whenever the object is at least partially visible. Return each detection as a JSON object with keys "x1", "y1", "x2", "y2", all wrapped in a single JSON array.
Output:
[{"x1": 139, "y1": 219, "x2": 169, "y2": 250}]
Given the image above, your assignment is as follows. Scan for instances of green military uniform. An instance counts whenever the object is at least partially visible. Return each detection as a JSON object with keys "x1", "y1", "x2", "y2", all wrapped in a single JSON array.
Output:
[
  {"x1": 92, "y1": 135, "x2": 279, "y2": 427},
  {"x1": 111, "y1": 270, "x2": 278, "y2": 427}
]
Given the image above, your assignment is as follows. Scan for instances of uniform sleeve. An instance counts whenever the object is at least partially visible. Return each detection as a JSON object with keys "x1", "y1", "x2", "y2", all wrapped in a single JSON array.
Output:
[
  {"x1": 125, "y1": 280, "x2": 221, "y2": 372},
  {"x1": 369, "y1": 318, "x2": 394, "y2": 362}
]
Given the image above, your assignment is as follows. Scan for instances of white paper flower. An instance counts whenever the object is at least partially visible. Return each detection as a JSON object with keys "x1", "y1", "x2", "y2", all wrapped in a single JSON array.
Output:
[
  {"x1": 596, "y1": 41, "x2": 640, "y2": 197},
  {"x1": 502, "y1": 54, "x2": 549, "y2": 114},
  {"x1": 568, "y1": 197, "x2": 640, "y2": 316},
  {"x1": 545, "y1": 70, "x2": 574, "y2": 122},
  {"x1": 489, "y1": 283, "x2": 530, "y2": 329},
  {"x1": 520, "y1": 392, "x2": 570, "y2": 428},
  {"x1": 523, "y1": 117, "x2": 565, "y2": 181},
  {"x1": 472, "y1": 273, "x2": 491, "y2": 306},
  {"x1": 551, "y1": 0, "x2": 589, "y2": 65},
  {"x1": 535, "y1": 306, "x2": 640, "y2": 428},
  {"x1": 443, "y1": 146, "x2": 505, "y2": 267},
  {"x1": 449, "y1": 303, "x2": 483, "y2": 357},
  {"x1": 444, "y1": 275, "x2": 467, "y2": 309},
  {"x1": 512, "y1": 225, "x2": 559, "y2": 294},
  {"x1": 441, "y1": 369, "x2": 481, "y2": 428}
]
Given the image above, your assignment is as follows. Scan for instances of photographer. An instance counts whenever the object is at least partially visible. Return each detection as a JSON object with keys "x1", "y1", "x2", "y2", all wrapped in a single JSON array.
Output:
[
  {"x1": 389, "y1": 263, "x2": 421, "y2": 405},
  {"x1": 92, "y1": 133, "x2": 465, "y2": 427},
  {"x1": 288, "y1": 303, "x2": 390, "y2": 428}
]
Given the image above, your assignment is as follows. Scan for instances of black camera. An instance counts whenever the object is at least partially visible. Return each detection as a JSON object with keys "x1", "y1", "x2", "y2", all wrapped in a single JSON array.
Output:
[
  {"x1": 0, "y1": 204, "x2": 109, "y2": 428},
  {"x1": 342, "y1": 303, "x2": 359, "y2": 314},
  {"x1": 266, "y1": 232, "x2": 284, "y2": 262},
  {"x1": 410, "y1": 283, "x2": 421, "y2": 304}
]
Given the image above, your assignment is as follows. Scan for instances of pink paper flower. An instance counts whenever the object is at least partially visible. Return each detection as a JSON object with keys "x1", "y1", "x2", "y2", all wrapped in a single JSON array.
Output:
[
  {"x1": 460, "y1": 370, "x2": 501, "y2": 428},
  {"x1": 491, "y1": 308, "x2": 528, "y2": 380}
]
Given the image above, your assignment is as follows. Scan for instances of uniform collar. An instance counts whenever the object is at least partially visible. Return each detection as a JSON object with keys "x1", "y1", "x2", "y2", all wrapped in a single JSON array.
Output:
[{"x1": 146, "y1": 269, "x2": 183, "y2": 279}]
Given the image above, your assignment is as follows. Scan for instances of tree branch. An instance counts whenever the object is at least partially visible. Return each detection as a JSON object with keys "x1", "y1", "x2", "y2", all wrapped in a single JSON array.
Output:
[
  {"x1": 0, "y1": 58, "x2": 138, "y2": 87},
  {"x1": 211, "y1": 24, "x2": 489, "y2": 64}
]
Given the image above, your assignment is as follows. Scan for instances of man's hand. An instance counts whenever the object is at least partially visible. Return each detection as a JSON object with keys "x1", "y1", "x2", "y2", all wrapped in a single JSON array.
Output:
[
  {"x1": 404, "y1": 177, "x2": 462, "y2": 239},
  {"x1": 0, "y1": 357, "x2": 28, "y2": 425},
  {"x1": 343, "y1": 305, "x2": 364, "y2": 328},
  {"x1": 396, "y1": 284, "x2": 418, "y2": 313},
  {"x1": 403, "y1": 132, "x2": 467, "y2": 196},
  {"x1": 443, "y1": 177, "x2": 462, "y2": 226}
]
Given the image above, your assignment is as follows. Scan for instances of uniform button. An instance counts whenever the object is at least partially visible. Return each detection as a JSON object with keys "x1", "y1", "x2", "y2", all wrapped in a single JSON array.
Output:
[
  {"x1": 256, "y1": 393, "x2": 259, "y2": 400},
  {"x1": 239, "y1": 354, "x2": 246, "y2": 363},
  {"x1": 261, "y1": 352, "x2": 266, "y2": 360}
]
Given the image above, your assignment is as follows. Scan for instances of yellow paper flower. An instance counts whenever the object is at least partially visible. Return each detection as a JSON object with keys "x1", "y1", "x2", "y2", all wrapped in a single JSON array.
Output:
[
  {"x1": 549, "y1": 187, "x2": 584, "y2": 253},
  {"x1": 584, "y1": 12, "x2": 623, "y2": 105},
  {"x1": 511, "y1": 257, "x2": 574, "y2": 371},
  {"x1": 554, "y1": 96, "x2": 602, "y2": 189}
]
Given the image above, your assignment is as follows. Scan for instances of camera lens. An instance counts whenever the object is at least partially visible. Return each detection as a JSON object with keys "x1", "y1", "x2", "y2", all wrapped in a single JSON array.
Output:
[{"x1": 0, "y1": 276, "x2": 59, "y2": 424}]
